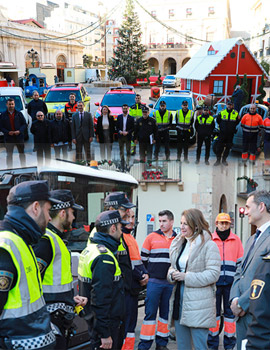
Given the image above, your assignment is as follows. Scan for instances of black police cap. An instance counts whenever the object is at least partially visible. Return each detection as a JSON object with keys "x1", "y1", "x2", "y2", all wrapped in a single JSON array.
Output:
[
  {"x1": 227, "y1": 100, "x2": 233, "y2": 105},
  {"x1": 95, "y1": 210, "x2": 129, "y2": 227},
  {"x1": 104, "y1": 192, "x2": 135, "y2": 209},
  {"x1": 7, "y1": 180, "x2": 62, "y2": 205},
  {"x1": 160, "y1": 100, "x2": 166, "y2": 106},
  {"x1": 50, "y1": 190, "x2": 84, "y2": 211},
  {"x1": 142, "y1": 106, "x2": 149, "y2": 112},
  {"x1": 182, "y1": 100, "x2": 188, "y2": 106}
]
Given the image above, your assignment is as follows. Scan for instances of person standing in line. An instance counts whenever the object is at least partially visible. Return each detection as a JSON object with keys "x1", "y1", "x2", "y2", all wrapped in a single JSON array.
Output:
[
  {"x1": 96, "y1": 105, "x2": 115, "y2": 161},
  {"x1": 34, "y1": 190, "x2": 87, "y2": 350},
  {"x1": 175, "y1": 100, "x2": 194, "y2": 163},
  {"x1": 168, "y1": 208, "x2": 220, "y2": 350},
  {"x1": 230, "y1": 190, "x2": 270, "y2": 350},
  {"x1": 78, "y1": 210, "x2": 127, "y2": 350},
  {"x1": 30, "y1": 111, "x2": 51, "y2": 166},
  {"x1": 27, "y1": 90, "x2": 48, "y2": 122},
  {"x1": 195, "y1": 106, "x2": 215, "y2": 165},
  {"x1": 208, "y1": 213, "x2": 243, "y2": 350},
  {"x1": 0, "y1": 98, "x2": 26, "y2": 168},
  {"x1": 65, "y1": 92, "x2": 78, "y2": 151},
  {"x1": 129, "y1": 94, "x2": 145, "y2": 155},
  {"x1": 116, "y1": 104, "x2": 134, "y2": 171},
  {"x1": 71, "y1": 100, "x2": 94, "y2": 164},
  {"x1": 50, "y1": 109, "x2": 71, "y2": 160},
  {"x1": 232, "y1": 85, "x2": 244, "y2": 113},
  {"x1": 0, "y1": 180, "x2": 63, "y2": 349},
  {"x1": 240, "y1": 104, "x2": 263, "y2": 164},
  {"x1": 138, "y1": 210, "x2": 176, "y2": 350}
]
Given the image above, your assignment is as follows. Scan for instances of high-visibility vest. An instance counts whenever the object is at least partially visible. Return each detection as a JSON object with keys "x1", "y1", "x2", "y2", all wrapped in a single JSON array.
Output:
[
  {"x1": 41, "y1": 228, "x2": 74, "y2": 312},
  {"x1": 176, "y1": 109, "x2": 193, "y2": 130},
  {"x1": 220, "y1": 109, "x2": 238, "y2": 121},
  {"x1": 197, "y1": 115, "x2": 214, "y2": 124},
  {"x1": 0, "y1": 230, "x2": 55, "y2": 349},
  {"x1": 154, "y1": 110, "x2": 169, "y2": 125},
  {"x1": 129, "y1": 104, "x2": 143, "y2": 119}
]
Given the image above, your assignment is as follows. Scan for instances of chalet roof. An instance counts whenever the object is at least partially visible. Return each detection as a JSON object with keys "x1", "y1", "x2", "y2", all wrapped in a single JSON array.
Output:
[
  {"x1": 10, "y1": 19, "x2": 44, "y2": 28},
  {"x1": 176, "y1": 38, "x2": 268, "y2": 81}
]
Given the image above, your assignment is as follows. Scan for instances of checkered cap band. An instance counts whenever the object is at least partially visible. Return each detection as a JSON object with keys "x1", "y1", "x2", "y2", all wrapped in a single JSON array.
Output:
[
  {"x1": 11, "y1": 330, "x2": 55, "y2": 350},
  {"x1": 104, "y1": 200, "x2": 119, "y2": 207},
  {"x1": 46, "y1": 302, "x2": 74, "y2": 313},
  {"x1": 99, "y1": 217, "x2": 121, "y2": 227},
  {"x1": 51, "y1": 201, "x2": 73, "y2": 210}
]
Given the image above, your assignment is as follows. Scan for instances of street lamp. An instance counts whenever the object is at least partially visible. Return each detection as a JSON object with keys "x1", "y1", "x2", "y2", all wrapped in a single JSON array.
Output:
[
  {"x1": 82, "y1": 55, "x2": 88, "y2": 67},
  {"x1": 27, "y1": 48, "x2": 39, "y2": 68}
]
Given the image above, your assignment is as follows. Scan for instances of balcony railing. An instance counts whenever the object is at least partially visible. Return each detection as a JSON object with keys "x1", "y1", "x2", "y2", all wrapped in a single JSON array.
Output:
[{"x1": 146, "y1": 43, "x2": 193, "y2": 49}]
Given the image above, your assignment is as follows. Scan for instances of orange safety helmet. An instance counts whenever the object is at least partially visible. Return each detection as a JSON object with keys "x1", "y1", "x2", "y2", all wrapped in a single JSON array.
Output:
[{"x1": 215, "y1": 213, "x2": 231, "y2": 223}]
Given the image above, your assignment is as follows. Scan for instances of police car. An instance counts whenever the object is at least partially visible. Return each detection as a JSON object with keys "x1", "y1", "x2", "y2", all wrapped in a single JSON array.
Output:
[{"x1": 149, "y1": 90, "x2": 196, "y2": 141}]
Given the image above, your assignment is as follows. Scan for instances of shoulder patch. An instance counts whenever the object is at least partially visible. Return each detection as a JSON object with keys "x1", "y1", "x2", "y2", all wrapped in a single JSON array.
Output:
[
  {"x1": 0, "y1": 271, "x2": 14, "y2": 292},
  {"x1": 36, "y1": 258, "x2": 48, "y2": 274},
  {"x1": 97, "y1": 244, "x2": 108, "y2": 253},
  {"x1": 250, "y1": 279, "x2": 265, "y2": 300}
]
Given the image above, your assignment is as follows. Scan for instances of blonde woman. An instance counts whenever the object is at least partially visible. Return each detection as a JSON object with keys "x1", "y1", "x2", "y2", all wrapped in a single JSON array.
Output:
[{"x1": 168, "y1": 208, "x2": 221, "y2": 350}]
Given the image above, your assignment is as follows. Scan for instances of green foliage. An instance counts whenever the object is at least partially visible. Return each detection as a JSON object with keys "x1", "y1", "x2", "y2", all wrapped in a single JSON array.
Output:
[
  {"x1": 108, "y1": 0, "x2": 148, "y2": 84},
  {"x1": 156, "y1": 70, "x2": 162, "y2": 85},
  {"x1": 258, "y1": 73, "x2": 266, "y2": 104},
  {"x1": 146, "y1": 70, "x2": 151, "y2": 85},
  {"x1": 261, "y1": 59, "x2": 270, "y2": 74},
  {"x1": 241, "y1": 74, "x2": 249, "y2": 106},
  {"x1": 233, "y1": 74, "x2": 240, "y2": 90},
  {"x1": 83, "y1": 55, "x2": 93, "y2": 68}
]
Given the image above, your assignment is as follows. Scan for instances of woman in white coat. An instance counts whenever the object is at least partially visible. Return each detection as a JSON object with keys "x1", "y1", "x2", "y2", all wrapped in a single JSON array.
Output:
[{"x1": 168, "y1": 208, "x2": 221, "y2": 350}]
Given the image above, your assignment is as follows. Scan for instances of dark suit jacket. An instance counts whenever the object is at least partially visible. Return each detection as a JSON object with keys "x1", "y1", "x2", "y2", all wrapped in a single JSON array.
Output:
[
  {"x1": 230, "y1": 226, "x2": 270, "y2": 312},
  {"x1": 0, "y1": 109, "x2": 26, "y2": 143},
  {"x1": 71, "y1": 111, "x2": 94, "y2": 142},
  {"x1": 116, "y1": 114, "x2": 134, "y2": 141},
  {"x1": 95, "y1": 115, "x2": 115, "y2": 143}
]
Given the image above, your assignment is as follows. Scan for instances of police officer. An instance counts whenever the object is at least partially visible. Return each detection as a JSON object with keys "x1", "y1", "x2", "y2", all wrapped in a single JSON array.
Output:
[
  {"x1": 0, "y1": 180, "x2": 61, "y2": 350},
  {"x1": 245, "y1": 254, "x2": 270, "y2": 349},
  {"x1": 34, "y1": 190, "x2": 87, "y2": 350},
  {"x1": 153, "y1": 100, "x2": 173, "y2": 161},
  {"x1": 129, "y1": 94, "x2": 145, "y2": 155},
  {"x1": 134, "y1": 106, "x2": 157, "y2": 163},
  {"x1": 195, "y1": 105, "x2": 215, "y2": 165},
  {"x1": 214, "y1": 101, "x2": 240, "y2": 166},
  {"x1": 175, "y1": 100, "x2": 194, "y2": 163},
  {"x1": 78, "y1": 210, "x2": 127, "y2": 350}
]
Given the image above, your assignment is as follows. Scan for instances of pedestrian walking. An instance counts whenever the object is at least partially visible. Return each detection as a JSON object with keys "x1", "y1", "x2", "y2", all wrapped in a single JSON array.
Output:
[
  {"x1": 208, "y1": 213, "x2": 243, "y2": 350},
  {"x1": 134, "y1": 106, "x2": 157, "y2": 163},
  {"x1": 27, "y1": 90, "x2": 48, "y2": 122},
  {"x1": 0, "y1": 97, "x2": 26, "y2": 168},
  {"x1": 153, "y1": 101, "x2": 173, "y2": 161},
  {"x1": 230, "y1": 190, "x2": 270, "y2": 350},
  {"x1": 50, "y1": 109, "x2": 71, "y2": 160},
  {"x1": 138, "y1": 210, "x2": 176, "y2": 350},
  {"x1": 232, "y1": 85, "x2": 244, "y2": 113},
  {"x1": 71, "y1": 100, "x2": 94, "y2": 164},
  {"x1": 95, "y1": 105, "x2": 115, "y2": 161},
  {"x1": 175, "y1": 100, "x2": 194, "y2": 163},
  {"x1": 78, "y1": 210, "x2": 127, "y2": 350},
  {"x1": 65, "y1": 92, "x2": 78, "y2": 151},
  {"x1": 30, "y1": 111, "x2": 51, "y2": 166},
  {"x1": 240, "y1": 104, "x2": 263, "y2": 164},
  {"x1": 0, "y1": 180, "x2": 62, "y2": 349},
  {"x1": 129, "y1": 94, "x2": 145, "y2": 155},
  {"x1": 116, "y1": 104, "x2": 134, "y2": 171},
  {"x1": 168, "y1": 208, "x2": 220, "y2": 350},
  {"x1": 214, "y1": 100, "x2": 240, "y2": 166},
  {"x1": 54, "y1": 75, "x2": 59, "y2": 84},
  {"x1": 34, "y1": 190, "x2": 87, "y2": 350},
  {"x1": 195, "y1": 106, "x2": 215, "y2": 165}
]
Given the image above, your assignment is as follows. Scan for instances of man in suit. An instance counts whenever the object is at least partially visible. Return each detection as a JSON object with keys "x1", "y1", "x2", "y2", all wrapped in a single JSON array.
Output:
[
  {"x1": 230, "y1": 190, "x2": 270, "y2": 350},
  {"x1": 71, "y1": 100, "x2": 94, "y2": 163},
  {"x1": 0, "y1": 98, "x2": 26, "y2": 168},
  {"x1": 116, "y1": 104, "x2": 134, "y2": 171}
]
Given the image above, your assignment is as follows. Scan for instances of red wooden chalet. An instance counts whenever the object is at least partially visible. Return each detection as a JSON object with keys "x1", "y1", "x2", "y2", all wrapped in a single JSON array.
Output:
[{"x1": 176, "y1": 38, "x2": 269, "y2": 103}]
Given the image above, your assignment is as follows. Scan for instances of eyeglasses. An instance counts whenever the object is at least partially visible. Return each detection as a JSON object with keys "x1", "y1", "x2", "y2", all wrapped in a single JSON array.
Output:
[{"x1": 37, "y1": 114, "x2": 44, "y2": 117}]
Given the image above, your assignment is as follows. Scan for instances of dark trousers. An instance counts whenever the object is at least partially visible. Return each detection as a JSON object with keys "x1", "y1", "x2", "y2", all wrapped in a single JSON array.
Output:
[
  {"x1": 118, "y1": 136, "x2": 131, "y2": 166},
  {"x1": 154, "y1": 130, "x2": 170, "y2": 158},
  {"x1": 75, "y1": 139, "x2": 91, "y2": 162},
  {"x1": 196, "y1": 135, "x2": 211, "y2": 161},
  {"x1": 264, "y1": 140, "x2": 270, "y2": 159},
  {"x1": 139, "y1": 143, "x2": 153, "y2": 162},
  {"x1": 36, "y1": 143, "x2": 51, "y2": 165},
  {"x1": 90, "y1": 322, "x2": 123, "y2": 350},
  {"x1": 54, "y1": 144, "x2": 68, "y2": 159},
  {"x1": 177, "y1": 130, "x2": 190, "y2": 160},
  {"x1": 5, "y1": 142, "x2": 25, "y2": 168},
  {"x1": 216, "y1": 134, "x2": 234, "y2": 161},
  {"x1": 242, "y1": 131, "x2": 258, "y2": 156}
]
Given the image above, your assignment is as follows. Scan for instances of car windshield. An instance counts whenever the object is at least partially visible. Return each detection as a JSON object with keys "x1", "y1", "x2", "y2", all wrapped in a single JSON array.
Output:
[
  {"x1": 165, "y1": 76, "x2": 175, "y2": 80},
  {"x1": 101, "y1": 93, "x2": 136, "y2": 107},
  {"x1": 0, "y1": 95, "x2": 23, "y2": 113},
  {"x1": 44, "y1": 90, "x2": 81, "y2": 103},
  {"x1": 155, "y1": 96, "x2": 192, "y2": 110}
]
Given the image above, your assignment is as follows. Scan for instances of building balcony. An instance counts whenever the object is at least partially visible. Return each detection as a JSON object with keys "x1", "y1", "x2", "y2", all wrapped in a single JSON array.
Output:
[{"x1": 146, "y1": 42, "x2": 193, "y2": 50}]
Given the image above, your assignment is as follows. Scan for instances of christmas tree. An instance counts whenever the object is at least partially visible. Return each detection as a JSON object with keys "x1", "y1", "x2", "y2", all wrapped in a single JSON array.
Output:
[
  {"x1": 257, "y1": 73, "x2": 266, "y2": 104},
  {"x1": 108, "y1": 0, "x2": 148, "y2": 83}
]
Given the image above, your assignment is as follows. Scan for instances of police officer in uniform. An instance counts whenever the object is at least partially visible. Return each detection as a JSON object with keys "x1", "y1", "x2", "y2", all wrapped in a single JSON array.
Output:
[
  {"x1": 214, "y1": 101, "x2": 240, "y2": 166},
  {"x1": 0, "y1": 180, "x2": 62, "y2": 350},
  {"x1": 129, "y1": 94, "x2": 145, "y2": 155},
  {"x1": 78, "y1": 210, "x2": 127, "y2": 350},
  {"x1": 34, "y1": 190, "x2": 87, "y2": 350}
]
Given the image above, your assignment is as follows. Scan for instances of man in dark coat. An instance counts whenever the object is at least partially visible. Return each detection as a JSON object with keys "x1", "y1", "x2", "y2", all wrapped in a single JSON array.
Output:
[
  {"x1": 27, "y1": 91, "x2": 48, "y2": 122},
  {"x1": 0, "y1": 98, "x2": 26, "y2": 168},
  {"x1": 50, "y1": 110, "x2": 71, "y2": 159},
  {"x1": 232, "y1": 85, "x2": 244, "y2": 112}
]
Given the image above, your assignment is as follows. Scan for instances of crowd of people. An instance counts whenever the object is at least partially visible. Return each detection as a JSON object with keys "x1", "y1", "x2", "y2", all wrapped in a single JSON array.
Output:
[
  {"x1": 1, "y1": 90, "x2": 270, "y2": 170},
  {"x1": 1, "y1": 180, "x2": 270, "y2": 350}
]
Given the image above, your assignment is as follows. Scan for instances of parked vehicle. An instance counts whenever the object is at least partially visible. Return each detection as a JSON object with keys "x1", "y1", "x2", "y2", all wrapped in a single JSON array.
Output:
[
  {"x1": 162, "y1": 75, "x2": 181, "y2": 88},
  {"x1": 86, "y1": 69, "x2": 101, "y2": 83},
  {"x1": 0, "y1": 87, "x2": 31, "y2": 140},
  {"x1": 24, "y1": 73, "x2": 51, "y2": 98}
]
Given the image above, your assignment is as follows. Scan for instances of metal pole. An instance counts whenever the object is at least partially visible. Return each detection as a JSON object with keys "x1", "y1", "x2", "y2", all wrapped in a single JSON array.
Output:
[{"x1": 240, "y1": 217, "x2": 243, "y2": 242}]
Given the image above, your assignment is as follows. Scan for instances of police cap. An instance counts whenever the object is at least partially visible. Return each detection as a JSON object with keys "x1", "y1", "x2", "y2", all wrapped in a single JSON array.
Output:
[
  {"x1": 160, "y1": 100, "x2": 166, "y2": 106},
  {"x1": 226, "y1": 100, "x2": 233, "y2": 105},
  {"x1": 7, "y1": 180, "x2": 62, "y2": 205},
  {"x1": 49, "y1": 190, "x2": 84, "y2": 211},
  {"x1": 203, "y1": 105, "x2": 209, "y2": 111},
  {"x1": 182, "y1": 100, "x2": 188, "y2": 106},
  {"x1": 95, "y1": 210, "x2": 129, "y2": 227},
  {"x1": 142, "y1": 106, "x2": 149, "y2": 112},
  {"x1": 104, "y1": 192, "x2": 135, "y2": 209}
]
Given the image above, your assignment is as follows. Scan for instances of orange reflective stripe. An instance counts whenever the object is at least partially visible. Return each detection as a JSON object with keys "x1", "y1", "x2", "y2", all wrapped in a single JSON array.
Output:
[
  {"x1": 122, "y1": 333, "x2": 135, "y2": 350},
  {"x1": 249, "y1": 154, "x2": 256, "y2": 161},
  {"x1": 140, "y1": 322, "x2": 156, "y2": 337},
  {"x1": 157, "y1": 318, "x2": 169, "y2": 335},
  {"x1": 224, "y1": 319, "x2": 236, "y2": 336},
  {"x1": 265, "y1": 160, "x2": 270, "y2": 166},
  {"x1": 123, "y1": 233, "x2": 141, "y2": 261},
  {"x1": 242, "y1": 153, "x2": 248, "y2": 160},
  {"x1": 209, "y1": 318, "x2": 220, "y2": 336}
]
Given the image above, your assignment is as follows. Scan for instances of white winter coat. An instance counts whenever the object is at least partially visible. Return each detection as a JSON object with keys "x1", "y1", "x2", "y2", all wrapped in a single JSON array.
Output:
[{"x1": 168, "y1": 231, "x2": 221, "y2": 328}]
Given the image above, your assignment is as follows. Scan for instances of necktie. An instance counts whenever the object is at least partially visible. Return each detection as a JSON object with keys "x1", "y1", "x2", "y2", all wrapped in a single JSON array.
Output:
[
  {"x1": 241, "y1": 229, "x2": 261, "y2": 270},
  {"x1": 80, "y1": 113, "x2": 83, "y2": 126}
]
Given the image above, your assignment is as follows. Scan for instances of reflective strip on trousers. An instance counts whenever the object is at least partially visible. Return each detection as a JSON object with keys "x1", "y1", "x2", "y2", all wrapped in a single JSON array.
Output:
[
  {"x1": 11, "y1": 330, "x2": 55, "y2": 350},
  {"x1": 242, "y1": 153, "x2": 248, "y2": 160},
  {"x1": 209, "y1": 316, "x2": 220, "y2": 337},
  {"x1": 224, "y1": 317, "x2": 236, "y2": 337},
  {"x1": 140, "y1": 320, "x2": 156, "y2": 340},
  {"x1": 249, "y1": 154, "x2": 256, "y2": 161},
  {"x1": 121, "y1": 332, "x2": 135, "y2": 350},
  {"x1": 156, "y1": 317, "x2": 169, "y2": 337}
]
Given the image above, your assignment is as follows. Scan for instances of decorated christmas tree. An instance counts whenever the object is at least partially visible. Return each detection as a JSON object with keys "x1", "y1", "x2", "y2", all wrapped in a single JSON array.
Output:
[
  {"x1": 108, "y1": 0, "x2": 148, "y2": 83},
  {"x1": 257, "y1": 73, "x2": 266, "y2": 104}
]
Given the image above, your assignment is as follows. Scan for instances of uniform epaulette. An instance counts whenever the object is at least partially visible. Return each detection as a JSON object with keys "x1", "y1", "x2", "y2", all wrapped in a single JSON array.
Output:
[{"x1": 97, "y1": 244, "x2": 108, "y2": 253}]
